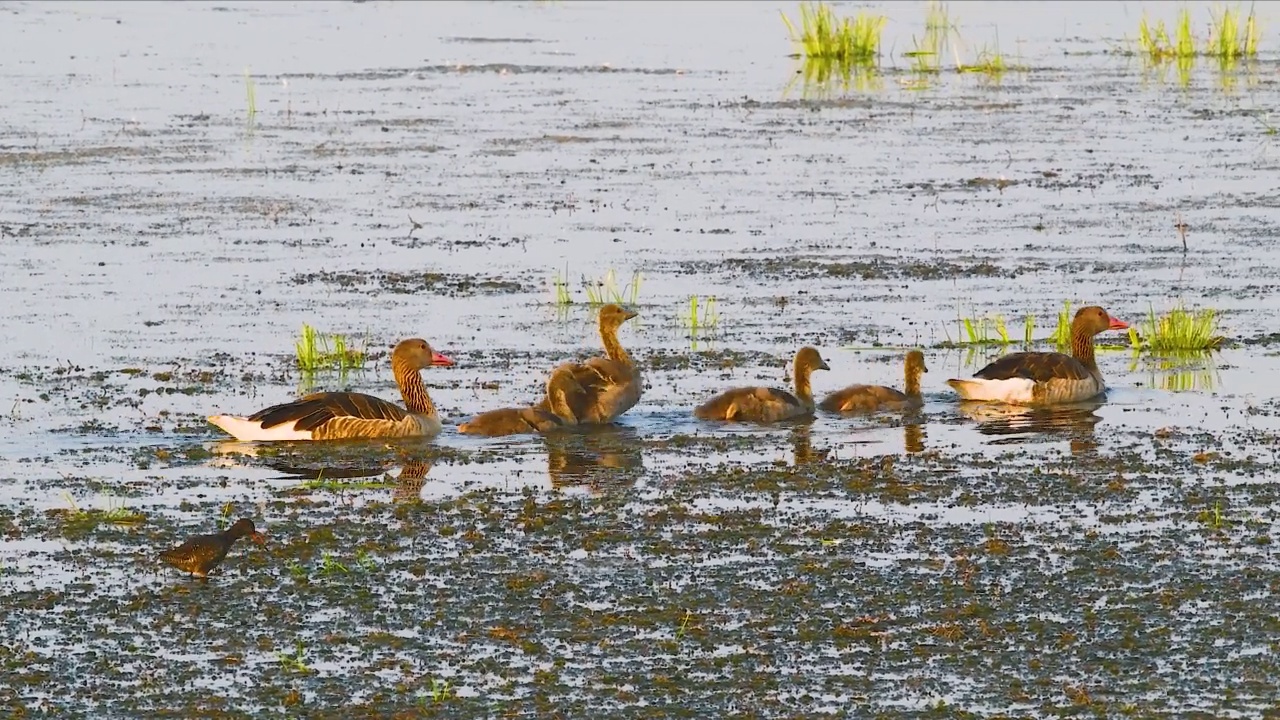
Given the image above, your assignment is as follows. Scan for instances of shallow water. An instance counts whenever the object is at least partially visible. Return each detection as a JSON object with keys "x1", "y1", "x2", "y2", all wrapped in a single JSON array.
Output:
[{"x1": 3, "y1": 1, "x2": 1280, "y2": 716}]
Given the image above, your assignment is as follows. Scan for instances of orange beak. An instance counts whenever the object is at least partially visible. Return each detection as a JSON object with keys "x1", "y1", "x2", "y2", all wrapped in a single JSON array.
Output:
[
  {"x1": 1108, "y1": 317, "x2": 1129, "y2": 331},
  {"x1": 431, "y1": 352, "x2": 454, "y2": 367},
  {"x1": 250, "y1": 532, "x2": 267, "y2": 545}
]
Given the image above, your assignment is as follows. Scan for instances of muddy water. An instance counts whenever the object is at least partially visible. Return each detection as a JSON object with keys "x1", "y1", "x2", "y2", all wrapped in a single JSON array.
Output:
[{"x1": 3, "y1": 1, "x2": 1280, "y2": 716}]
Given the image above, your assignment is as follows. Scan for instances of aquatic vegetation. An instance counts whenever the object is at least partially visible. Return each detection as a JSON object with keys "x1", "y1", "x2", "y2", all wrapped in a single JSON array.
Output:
[
  {"x1": 957, "y1": 41, "x2": 1021, "y2": 78},
  {"x1": 780, "y1": 2, "x2": 886, "y2": 64},
  {"x1": 551, "y1": 267, "x2": 572, "y2": 306},
  {"x1": 1049, "y1": 300, "x2": 1074, "y2": 349},
  {"x1": 1131, "y1": 352, "x2": 1219, "y2": 392},
  {"x1": 1197, "y1": 500, "x2": 1229, "y2": 531},
  {"x1": 355, "y1": 548, "x2": 377, "y2": 572},
  {"x1": 1205, "y1": 4, "x2": 1260, "y2": 60},
  {"x1": 904, "y1": 1, "x2": 952, "y2": 76},
  {"x1": 287, "y1": 560, "x2": 309, "y2": 584},
  {"x1": 55, "y1": 491, "x2": 145, "y2": 535},
  {"x1": 1131, "y1": 303, "x2": 1225, "y2": 352},
  {"x1": 683, "y1": 295, "x2": 720, "y2": 336},
  {"x1": 583, "y1": 268, "x2": 642, "y2": 307},
  {"x1": 951, "y1": 312, "x2": 1009, "y2": 346},
  {"x1": 675, "y1": 610, "x2": 694, "y2": 641},
  {"x1": 549, "y1": 267, "x2": 641, "y2": 306},
  {"x1": 786, "y1": 57, "x2": 882, "y2": 98},
  {"x1": 276, "y1": 640, "x2": 311, "y2": 674},
  {"x1": 244, "y1": 67, "x2": 257, "y2": 125},
  {"x1": 318, "y1": 551, "x2": 349, "y2": 576},
  {"x1": 423, "y1": 678, "x2": 453, "y2": 704},
  {"x1": 294, "y1": 323, "x2": 368, "y2": 373},
  {"x1": 1137, "y1": 9, "x2": 1196, "y2": 61}
]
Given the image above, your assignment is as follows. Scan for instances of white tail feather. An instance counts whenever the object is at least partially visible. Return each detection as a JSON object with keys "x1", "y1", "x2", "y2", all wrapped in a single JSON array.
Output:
[
  {"x1": 207, "y1": 415, "x2": 314, "y2": 442},
  {"x1": 947, "y1": 378, "x2": 1036, "y2": 405}
]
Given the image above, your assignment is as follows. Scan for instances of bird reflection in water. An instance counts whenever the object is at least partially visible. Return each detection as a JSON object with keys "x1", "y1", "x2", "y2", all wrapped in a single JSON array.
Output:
[
  {"x1": 210, "y1": 439, "x2": 440, "y2": 502},
  {"x1": 544, "y1": 423, "x2": 644, "y2": 491},
  {"x1": 787, "y1": 421, "x2": 831, "y2": 465},
  {"x1": 956, "y1": 398, "x2": 1104, "y2": 455}
]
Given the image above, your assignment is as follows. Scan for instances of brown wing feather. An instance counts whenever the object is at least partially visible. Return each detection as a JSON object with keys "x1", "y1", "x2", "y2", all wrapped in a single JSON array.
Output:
[
  {"x1": 534, "y1": 360, "x2": 635, "y2": 421},
  {"x1": 972, "y1": 352, "x2": 1092, "y2": 383},
  {"x1": 695, "y1": 386, "x2": 803, "y2": 422},
  {"x1": 459, "y1": 407, "x2": 564, "y2": 437},
  {"x1": 819, "y1": 385, "x2": 909, "y2": 413},
  {"x1": 248, "y1": 392, "x2": 407, "y2": 432}
]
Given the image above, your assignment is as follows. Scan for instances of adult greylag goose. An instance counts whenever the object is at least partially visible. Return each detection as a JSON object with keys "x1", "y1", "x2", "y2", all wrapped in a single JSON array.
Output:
[
  {"x1": 947, "y1": 306, "x2": 1128, "y2": 406},
  {"x1": 158, "y1": 518, "x2": 266, "y2": 579},
  {"x1": 207, "y1": 338, "x2": 453, "y2": 441},
  {"x1": 535, "y1": 304, "x2": 641, "y2": 424},
  {"x1": 819, "y1": 349, "x2": 928, "y2": 413},
  {"x1": 694, "y1": 346, "x2": 830, "y2": 423},
  {"x1": 459, "y1": 364, "x2": 587, "y2": 436}
]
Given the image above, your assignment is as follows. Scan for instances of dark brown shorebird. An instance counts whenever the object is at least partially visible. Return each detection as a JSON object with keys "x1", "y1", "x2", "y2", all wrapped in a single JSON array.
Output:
[{"x1": 158, "y1": 518, "x2": 266, "y2": 579}]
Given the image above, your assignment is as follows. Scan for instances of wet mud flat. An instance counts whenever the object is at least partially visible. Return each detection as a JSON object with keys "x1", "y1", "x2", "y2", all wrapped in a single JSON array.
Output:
[
  {"x1": 4, "y1": 0, "x2": 1280, "y2": 717},
  {"x1": 4, "y1": 424, "x2": 1280, "y2": 717}
]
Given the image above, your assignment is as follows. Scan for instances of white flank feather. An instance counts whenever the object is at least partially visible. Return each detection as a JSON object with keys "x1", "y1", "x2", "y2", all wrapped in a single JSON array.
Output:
[
  {"x1": 947, "y1": 378, "x2": 1037, "y2": 405},
  {"x1": 207, "y1": 415, "x2": 314, "y2": 442}
]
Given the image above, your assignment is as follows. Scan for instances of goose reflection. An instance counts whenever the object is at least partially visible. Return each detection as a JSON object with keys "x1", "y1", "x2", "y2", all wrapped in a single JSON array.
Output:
[
  {"x1": 209, "y1": 439, "x2": 438, "y2": 499},
  {"x1": 956, "y1": 398, "x2": 1103, "y2": 453},
  {"x1": 544, "y1": 423, "x2": 644, "y2": 490},
  {"x1": 903, "y1": 419, "x2": 926, "y2": 454},
  {"x1": 787, "y1": 422, "x2": 831, "y2": 465}
]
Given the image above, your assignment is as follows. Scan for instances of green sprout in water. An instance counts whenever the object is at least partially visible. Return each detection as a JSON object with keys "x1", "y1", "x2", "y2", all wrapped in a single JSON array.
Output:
[
  {"x1": 683, "y1": 295, "x2": 720, "y2": 335},
  {"x1": 1049, "y1": 300, "x2": 1074, "y2": 349},
  {"x1": 1197, "y1": 500, "x2": 1228, "y2": 531},
  {"x1": 1130, "y1": 302, "x2": 1225, "y2": 352},
  {"x1": 318, "y1": 551, "x2": 349, "y2": 577},
  {"x1": 295, "y1": 324, "x2": 368, "y2": 373},
  {"x1": 958, "y1": 313, "x2": 1010, "y2": 346},
  {"x1": 276, "y1": 640, "x2": 311, "y2": 674},
  {"x1": 781, "y1": 2, "x2": 886, "y2": 64},
  {"x1": 58, "y1": 491, "x2": 146, "y2": 535},
  {"x1": 904, "y1": 0, "x2": 953, "y2": 78},
  {"x1": 550, "y1": 266, "x2": 572, "y2": 306},
  {"x1": 418, "y1": 677, "x2": 453, "y2": 704},
  {"x1": 675, "y1": 610, "x2": 693, "y2": 641},
  {"x1": 583, "y1": 268, "x2": 642, "y2": 307},
  {"x1": 1137, "y1": 8, "x2": 1196, "y2": 62},
  {"x1": 1206, "y1": 4, "x2": 1260, "y2": 62},
  {"x1": 244, "y1": 67, "x2": 257, "y2": 126}
]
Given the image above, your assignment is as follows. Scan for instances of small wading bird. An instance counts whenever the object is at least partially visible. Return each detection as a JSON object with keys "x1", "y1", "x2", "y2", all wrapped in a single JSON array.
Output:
[
  {"x1": 158, "y1": 518, "x2": 266, "y2": 579},
  {"x1": 947, "y1": 306, "x2": 1129, "y2": 407},
  {"x1": 207, "y1": 338, "x2": 454, "y2": 441}
]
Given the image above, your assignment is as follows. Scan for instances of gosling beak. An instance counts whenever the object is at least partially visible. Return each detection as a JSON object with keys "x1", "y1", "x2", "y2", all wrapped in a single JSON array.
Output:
[
  {"x1": 431, "y1": 352, "x2": 455, "y2": 367},
  {"x1": 622, "y1": 309, "x2": 639, "y2": 321},
  {"x1": 1108, "y1": 317, "x2": 1130, "y2": 331},
  {"x1": 817, "y1": 359, "x2": 831, "y2": 371}
]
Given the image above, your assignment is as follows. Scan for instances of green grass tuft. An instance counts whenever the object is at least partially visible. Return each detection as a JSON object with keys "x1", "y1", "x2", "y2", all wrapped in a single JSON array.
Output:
[
  {"x1": 584, "y1": 268, "x2": 642, "y2": 307},
  {"x1": 550, "y1": 267, "x2": 642, "y2": 307},
  {"x1": 1206, "y1": 4, "x2": 1260, "y2": 60},
  {"x1": 295, "y1": 324, "x2": 368, "y2": 373},
  {"x1": 781, "y1": 2, "x2": 886, "y2": 64},
  {"x1": 244, "y1": 67, "x2": 257, "y2": 125},
  {"x1": 1131, "y1": 302, "x2": 1225, "y2": 352}
]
